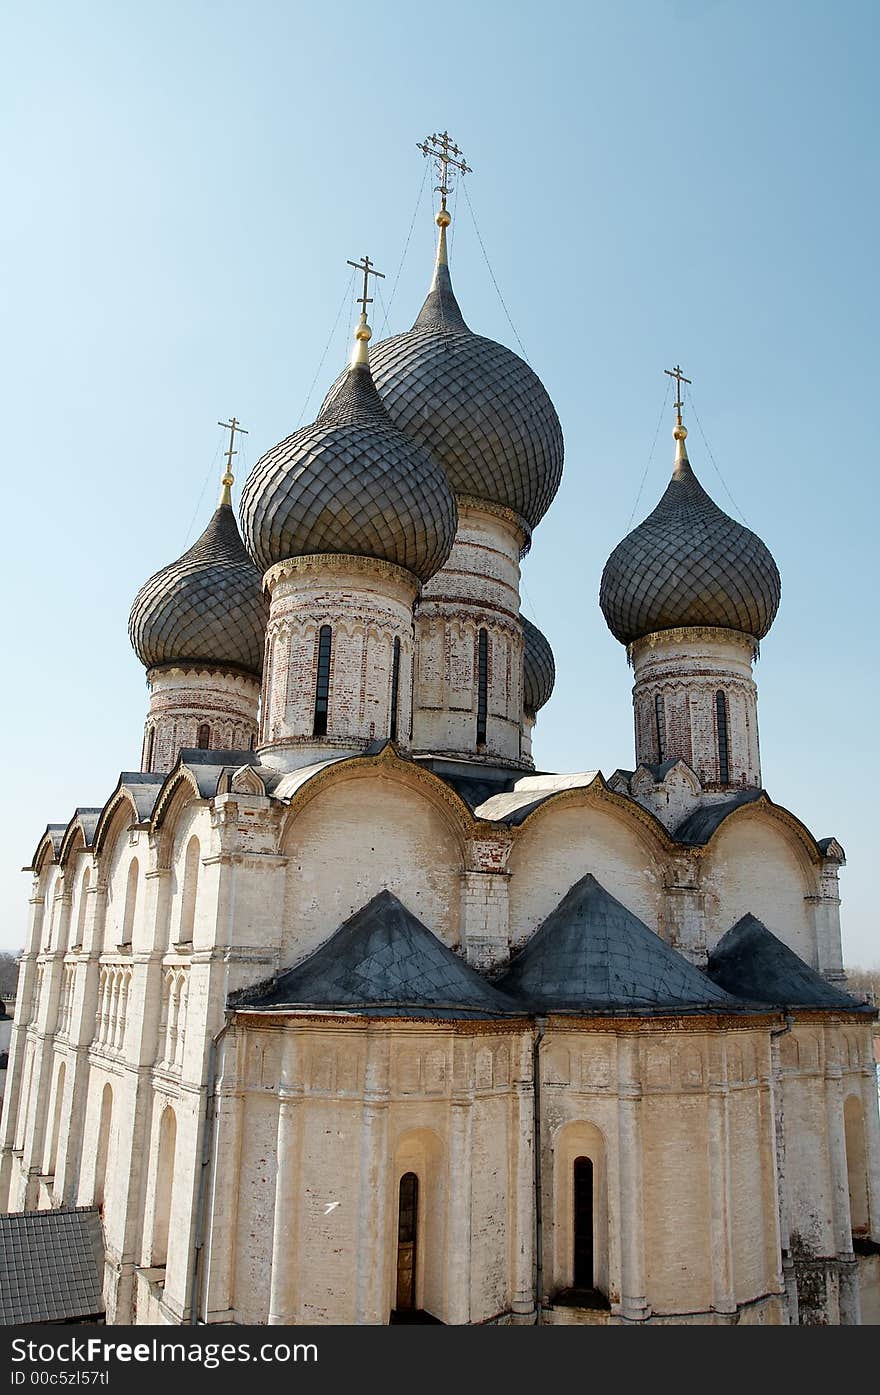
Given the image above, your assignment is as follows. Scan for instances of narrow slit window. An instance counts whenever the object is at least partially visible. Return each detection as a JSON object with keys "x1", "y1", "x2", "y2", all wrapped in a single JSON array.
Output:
[
  {"x1": 197, "y1": 723, "x2": 211, "y2": 750},
  {"x1": 395, "y1": 1172, "x2": 419, "y2": 1313},
  {"x1": 389, "y1": 636, "x2": 401, "y2": 742},
  {"x1": 313, "y1": 625, "x2": 332, "y2": 736},
  {"x1": 476, "y1": 628, "x2": 488, "y2": 746},
  {"x1": 716, "y1": 690, "x2": 730, "y2": 784},
  {"x1": 573, "y1": 1156, "x2": 594, "y2": 1289},
  {"x1": 654, "y1": 693, "x2": 665, "y2": 763},
  {"x1": 144, "y1": 726, "x2": 155, "y2": 772}
]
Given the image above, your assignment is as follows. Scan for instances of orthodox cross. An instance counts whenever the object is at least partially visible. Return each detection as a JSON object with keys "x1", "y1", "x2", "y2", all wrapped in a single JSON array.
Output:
[
  {"x1": 417, "y1": 131, "x2": 472, "y2": 211},
  {"x1": 346, "y1": 255, "x2": 385, "y2": 319},
  {"x1": 664, "y1": 364, "x2": 692, "y2": 425},
  {"x1": 217, "y1": 416, "x2": 248, "y2": 502}
]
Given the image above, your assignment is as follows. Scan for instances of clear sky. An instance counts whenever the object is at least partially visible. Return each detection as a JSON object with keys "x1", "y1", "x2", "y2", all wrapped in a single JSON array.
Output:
[{"x1": 1, "y1": 0, "x2": 877, "y2": 965}]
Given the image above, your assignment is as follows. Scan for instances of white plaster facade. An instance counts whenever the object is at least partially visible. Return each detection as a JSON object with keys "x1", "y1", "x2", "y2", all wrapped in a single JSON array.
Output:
[{"x1": 2, "y1": 745, "x2": 878, "y2": 1326}]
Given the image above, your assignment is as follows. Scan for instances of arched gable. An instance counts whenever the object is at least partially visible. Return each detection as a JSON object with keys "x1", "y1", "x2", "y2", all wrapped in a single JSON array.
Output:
[
  {"x1": 703, "y1": 805, "x2": 817, "y2": 964},
  {"x1": 507, "y1": 786, "x2": 667, "y2": 947},
  {"x1": 153, "y1": 768, "x2": 205, "y2": 871},
  {"x1": 93, "y1": 788, "x2": 141, "y2": 860},
  {"x1": 280, "y1": 758, "x2": 468, "y2": 962}
]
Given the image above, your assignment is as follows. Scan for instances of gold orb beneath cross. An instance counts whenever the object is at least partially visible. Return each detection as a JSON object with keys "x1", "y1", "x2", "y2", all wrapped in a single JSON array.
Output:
[{"x1": 436, "y1": 208, "x2": 452, "y2": 228}]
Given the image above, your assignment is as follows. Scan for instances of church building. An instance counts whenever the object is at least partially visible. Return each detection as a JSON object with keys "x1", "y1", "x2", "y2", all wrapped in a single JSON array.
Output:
[{"x1": 1, "y1": 135, "x2": 878, "y2": 1327}]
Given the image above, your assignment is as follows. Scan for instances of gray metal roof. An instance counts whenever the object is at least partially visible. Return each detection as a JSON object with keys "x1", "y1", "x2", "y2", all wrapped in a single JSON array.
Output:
[
  {"x1": 496, "y1": 873, "x2": 746, "y2": 1014},
  {"x1": 599, "y1": 441, "x2": 781, "y2": 645},
  {"x1": 363, "y1": 254, "x2": 564, "y2": 532},
  {"x1": 240, "y1": 361, "x2": 457, "y2": 584},
  {"x1": 523, "y1": 616, "x2": 555, "y2": 716},
  {"x1": 235, "y1": 890, "x2": 521, "y2": 1019},
  {"x1": 673, "y1": 788, "x2": 764, "y2": 844},
  {"x1": 708, "y1": 914, "x2": 875, "y2": 1013},
  {"x1": 129, "y1": 503, "x2": 268, "y2": 677},
  {"x1": 0, "y1": 1208, "x2": 104, "y2": 1324}
]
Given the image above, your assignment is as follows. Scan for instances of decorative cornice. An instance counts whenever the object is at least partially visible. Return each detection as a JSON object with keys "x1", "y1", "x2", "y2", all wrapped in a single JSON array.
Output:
[
  {"x1": 455, "y1": 495, "x2": 532, "y2": 554},
  {"x1": 628, "y1": 627, "x2": 759, "y2": 664},
  {"x1": 264, "y1": 553, "x2": 420, "y2": 595}
]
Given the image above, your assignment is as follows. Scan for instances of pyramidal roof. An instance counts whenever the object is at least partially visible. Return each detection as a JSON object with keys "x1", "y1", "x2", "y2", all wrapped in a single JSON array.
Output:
[
  {"x1": 708, "y1": 914, "x2": 873, "y2": 1012},
  {"x1": 496, "y1": 874, "x2": 744, "y2": 1014},
  {"x1": 237, "y1": 890, "x2": 521, "y2": 1019}
]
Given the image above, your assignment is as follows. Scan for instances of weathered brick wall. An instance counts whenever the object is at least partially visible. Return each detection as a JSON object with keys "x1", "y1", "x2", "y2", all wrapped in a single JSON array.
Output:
[
  {"x1": 412, "y1": 502, "x2": 528, "y2": 766},
  {"x1": 630, "y1": 628, "x2": 761, "y2": 788},
  {"x1": 143, "y1": 667, "x2": 260, "y2": 773},
  {"x1": 259, "y1": 554, "x2": 417, "y2": 767}
]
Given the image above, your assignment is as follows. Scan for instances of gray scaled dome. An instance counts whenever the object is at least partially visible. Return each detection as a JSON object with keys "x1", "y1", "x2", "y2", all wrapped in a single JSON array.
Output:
[
  {"x1": 522, "y1": 616, "x2": 555, "y2": 717},
  {"x1": 327, "y1": 223, "x2": 564, "y2": 533},
  {"x1": 240, "y1": 352, "x2": 457, "y2": 584},
  {"x1": 129, "y1": 502, "x2": 268, "y2": 676},
  {"x1": 599, "y1": 430, "x2": 781, "y2": 645}
]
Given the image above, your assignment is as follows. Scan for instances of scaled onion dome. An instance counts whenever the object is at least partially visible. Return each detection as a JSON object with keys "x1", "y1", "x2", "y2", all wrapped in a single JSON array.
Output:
[
  {"x1": 240, "y1": 310, "x2": 457, "y2": 584},
  {"x1": 522, "y1": 616, "x2": 555, "y2": 717},
  {"x1": 129, "y1": 473, "x2": 268, "y2": 677},
  {"x1": 329, "y1": 213, "x2": 564, "y2": 534},
  {"x1": 599, "y1": 421, "x2": 781, "y2": 646}
]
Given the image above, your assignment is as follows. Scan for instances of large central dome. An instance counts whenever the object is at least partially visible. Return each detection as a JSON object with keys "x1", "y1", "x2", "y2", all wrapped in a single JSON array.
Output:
[{"x1": 326, "y1": 221, "x2": 564, "y2": 533}]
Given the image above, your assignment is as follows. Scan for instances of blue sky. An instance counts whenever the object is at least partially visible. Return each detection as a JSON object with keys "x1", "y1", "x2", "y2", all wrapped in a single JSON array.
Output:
[{"x1": 1, "y1": 0, "x2": 877, "y2": 963}]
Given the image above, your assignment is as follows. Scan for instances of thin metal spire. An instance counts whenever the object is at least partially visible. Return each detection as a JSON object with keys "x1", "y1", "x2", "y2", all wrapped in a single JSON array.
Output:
[
  {"x1": 345, "y1": 254, "x2": 385, "y2": 366},
  {"x1": 664, "y1": 364, "x2": 692, "y2": 465},
  {"x1": 417, "y1": 130, "x2": 471, "y2": 262},
  {"x1": 217, "y1": 416, "x2": 248, "y2": 505}
]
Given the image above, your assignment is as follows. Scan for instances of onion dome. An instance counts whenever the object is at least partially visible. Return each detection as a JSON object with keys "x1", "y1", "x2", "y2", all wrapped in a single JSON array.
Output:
[
  {"x1": 331, "y1": 213, "x2": 564, "y2": 533},
  {"x1": 129, "y1": 458, "x2": 268, "y2": 676},
  {"x1": 240, "y1": 303, "x2": 457, "y2": 584},
  {"x1": 600, "y1": 421, "x2": 780, "y2": 646},
  {"x1": 522, "y1": 616, "x2": 555, "y2": 717}
]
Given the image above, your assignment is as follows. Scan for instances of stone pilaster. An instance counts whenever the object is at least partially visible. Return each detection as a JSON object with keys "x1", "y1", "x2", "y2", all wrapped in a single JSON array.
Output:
[
  {"x1": 268, "y1": 1036, "x2": 305, "y2": 1324},
  {"x1": 617, "y1": 1037, "x2": 649, "y2": 1320},
  {"x1": 354, "y1": 1030, "x2": 391, "y2": 1324}
]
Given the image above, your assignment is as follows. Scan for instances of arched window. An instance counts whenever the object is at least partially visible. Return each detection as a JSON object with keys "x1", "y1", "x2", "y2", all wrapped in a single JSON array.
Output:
[
  {"x1": 313, "y1": 625, "x2": 332, "y2": 736},
  {"x1": 121, "y1": 859, "x2": 138, "y2": 947},
  {"x1": 197, "y1": 723, "x2": 211, "y2": 750},
  {"x1": 716, "y1": 690, "x2": 730, "y2": 784},
  {"x1": 573, "y1": 1156, "x2": 594, "y2": 1289},
  {"x1": 654, "y1": 693, "x2": 665, "y2": 763},
  {"x1": 94, "y1": 1083, "x2": 113, "y2": 1210},
  {"x1": 46, "y1": 1061, "x2": 66, "y2": 1178},
  {"x1": 151, "y1": 1106, "x2": 177, "y2": 1267},
  {"x1": 178, "y1": 836, "x2": 200, "y2": 944},
  {"x1": 844, "y1": 1094, "x2": 869, "y2": 1236},
  {"x1": 389, "y1": 637, "x2": 402, "y2": 742},
  {"x1": 144, "y1": 725, "x2": 155, "y2": 772},
  {"x1": 395, "y1": 1172, "x2": 419, "y2": 1314},
  {"x1": 476, "y1": 629, "x2": 488, "y2": 746},
  {"x1": 74, "y1": 867, "x2": 90, "y2": 949}
]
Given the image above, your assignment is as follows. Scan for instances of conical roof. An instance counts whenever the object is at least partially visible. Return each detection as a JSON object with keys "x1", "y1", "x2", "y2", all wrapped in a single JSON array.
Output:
[
  {"x1": 236, "y1": 890, "x2": 521, "y2": 1018},
  {"x1": 708, "y1": 914, "x2": 873, "y2": 1012},
  {"x1": 496, "y1": 873, "x2": 742, "y2": 1013},
  {"x1": 522, "y1": 616, "x2": 555, "y2": 717},
  {"x1": 240, "y1": 355, "x2": 457, "y2": 583},
  {"x1": 600, "y1": 433, "x2": 780, "y2": 645},
  {"x1": 331, "y1": 224, "x2": 564, "y2": 533},
  {"x1": 129, "y1": 502, "x2": 268, "y2": 676}
]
